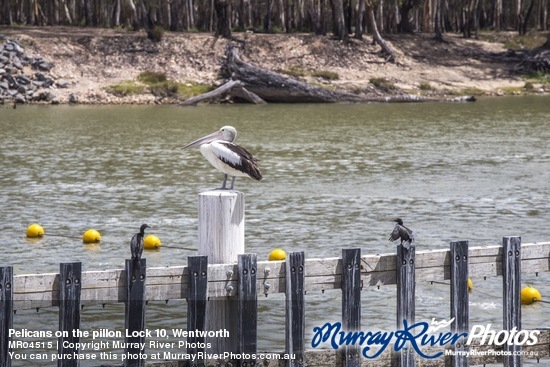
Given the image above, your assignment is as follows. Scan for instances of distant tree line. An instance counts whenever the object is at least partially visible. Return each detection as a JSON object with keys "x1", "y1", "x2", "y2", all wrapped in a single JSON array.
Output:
[{"x1": 0, "y1": 0, "x2": 548, "y2": 40}]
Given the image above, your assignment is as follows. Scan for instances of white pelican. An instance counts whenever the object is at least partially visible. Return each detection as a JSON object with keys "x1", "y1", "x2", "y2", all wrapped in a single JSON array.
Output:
[{"x1": 183, "y1": 126, "x2": 262, "y2": 189}]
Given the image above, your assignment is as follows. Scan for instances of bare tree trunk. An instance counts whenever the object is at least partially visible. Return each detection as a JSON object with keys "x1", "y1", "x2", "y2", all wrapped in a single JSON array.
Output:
[
  {"x1": 214, "y1": 0, "x2": 232, "y2": 38},
  {"x1": 1, "y1": 0, "x2": 13, "y2": 24},
  {"x1": 305, "y1": 0, "x2": 323, "y2": 34},
  {"x1": 265, "y1": 0, "x2": 274, "y2": 32},
  {"x1": 366, "y1": 0, "x2": 395, "y2": 61},
  {"x1": 355, "y1": 0, "x2": 366, "y2": 38},
  {"x1": 330, "y1": 0, "x2": 348, "y2": 39}
]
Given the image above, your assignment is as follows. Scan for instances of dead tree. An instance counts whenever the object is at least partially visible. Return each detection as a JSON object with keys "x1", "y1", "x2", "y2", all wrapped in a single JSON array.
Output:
[{"x1": 179, "y1": 45, "x2": 475, "y2": 106}]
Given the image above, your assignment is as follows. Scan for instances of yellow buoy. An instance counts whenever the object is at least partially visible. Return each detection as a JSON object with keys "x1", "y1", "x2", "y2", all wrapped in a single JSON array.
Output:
[
  {"x1": 26, "y1": 224, "x2": 45, "y2": 238},
  {"x1": 467, "y1": 278, "x2": 473, "y2": 292},
  {"x1": 521, "y1": 285, "x2": 541, "y2": 305},
  {"x1": 268, "y1": 248, "x2": 287, "y2": 261},
  {"x1": 83, "y1": 229, "x2": 101, "y2": 244},
  {"x1": 144, "y1": 235, "x2": 162, "y2": 250}
]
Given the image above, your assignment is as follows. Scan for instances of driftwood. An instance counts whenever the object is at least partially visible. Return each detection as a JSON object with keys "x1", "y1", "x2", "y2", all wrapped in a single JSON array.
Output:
[{"x1": 180, "y1": 45, "x2": 475, "y2": 105}]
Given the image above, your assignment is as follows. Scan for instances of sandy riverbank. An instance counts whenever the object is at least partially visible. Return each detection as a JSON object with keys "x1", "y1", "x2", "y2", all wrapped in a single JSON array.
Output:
[{"x1": 1, "y1": 26, "x2": 547, "y2": 104}]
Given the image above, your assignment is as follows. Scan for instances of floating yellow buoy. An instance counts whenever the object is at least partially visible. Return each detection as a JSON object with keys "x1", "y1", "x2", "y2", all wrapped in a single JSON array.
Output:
[
  {"x1": 26, "y1": 224, "x2": 45, "y2": 238},
  {"x1": 521, "y1": 285, "x2": 541, "y2": 305},
  {"x1": 83, "y1": 229, "x2": 101, "y2": 244},
  {"x1": 144, "y1": 235, "x2": 161, "y2": 250},
  {"x1": 467, "y1": 278, "x2": 473, "y2": 292},
  {"x1": 268, "y1": 248, "x2": 287, "y2": 261}
]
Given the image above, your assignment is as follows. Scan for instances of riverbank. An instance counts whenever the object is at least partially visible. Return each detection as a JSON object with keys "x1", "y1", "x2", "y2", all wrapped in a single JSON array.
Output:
[{"x1": 1, "y1": 26, "x2": 548, "y2": 104}]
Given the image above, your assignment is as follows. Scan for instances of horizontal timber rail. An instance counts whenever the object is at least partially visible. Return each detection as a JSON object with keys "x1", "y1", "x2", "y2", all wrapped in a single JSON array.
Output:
[{"x1": 8, "y1": 241, "x2": 550, "y2": 310}]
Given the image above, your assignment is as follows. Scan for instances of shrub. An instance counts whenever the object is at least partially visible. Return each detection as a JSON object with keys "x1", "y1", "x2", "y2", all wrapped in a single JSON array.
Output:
[
  {"x1": 138, "y1": 71, "x2": 167, "y2": 84},
  {"x1": 312, "y1": 70, "x2": 339, "y2": 80},
  {"x1": 147, "y1": 26, "x2": 165, "y2": 42}
]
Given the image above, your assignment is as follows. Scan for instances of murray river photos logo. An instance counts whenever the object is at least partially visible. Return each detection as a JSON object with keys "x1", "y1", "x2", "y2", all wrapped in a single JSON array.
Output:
[{"x1": 311, "y1": 318, "x2": 540, "y2": 359}]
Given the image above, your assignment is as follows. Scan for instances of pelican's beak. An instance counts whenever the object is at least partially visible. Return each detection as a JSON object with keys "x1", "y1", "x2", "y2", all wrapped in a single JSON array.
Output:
[{"x1": 183, "y1": 130, "x2": 224, "y2": 149}]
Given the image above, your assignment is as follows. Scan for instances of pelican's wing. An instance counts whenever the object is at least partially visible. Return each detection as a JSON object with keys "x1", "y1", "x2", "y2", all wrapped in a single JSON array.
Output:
[
  {"x1": 388, "y1": 225, "x2": 401, "y2": 242},
  {"x1": 211, "y1": 142, "x2": 263, "y2": 181}
]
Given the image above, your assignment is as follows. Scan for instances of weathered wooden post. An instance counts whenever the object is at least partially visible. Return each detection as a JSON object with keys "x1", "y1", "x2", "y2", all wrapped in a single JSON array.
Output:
[
  {"x1": 0, "y1": 266, "x2": 13, "y2": 367},
  {"x1": 198, "y1": 190, "x2": 245, "y2": 355},
  {"x1": 449, "y1": 241, "x2": 469, "y2": 367},
  {"x1": 341, "y1": 248, "x2": 361, "y2": 367},
  {"x1": 502, "y1": 236, "x2": 522, "y2": 367},
  {"x1": 396, "y1": 243, "x2": 415, "y2": 367},
  {"x1": 58, "y1": 262, "x2": 82, "y2": 367},
  {"x1": 124, "y1": 259, "x2": 147, "y2": 367}
]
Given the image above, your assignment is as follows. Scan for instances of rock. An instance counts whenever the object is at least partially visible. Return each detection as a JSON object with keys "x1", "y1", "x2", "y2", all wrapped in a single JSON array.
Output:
[
  {"x1": 38, "y1": 61, "x2": 53, "y2": 71},
  {"x1": 68, "y1": 93, "x2": 78, "y2": 104},
  {"x1": 14, "y1": 93, "x2": 25, "y2": 103},
  {"x1": 56, "y1": 80, "x2": 69, "y2": 88}
]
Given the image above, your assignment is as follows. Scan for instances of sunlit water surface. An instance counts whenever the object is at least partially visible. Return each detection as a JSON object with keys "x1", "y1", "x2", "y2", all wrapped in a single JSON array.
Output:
[{"x1": 1, "y1": 97, "x2": 549, "y2": 366}]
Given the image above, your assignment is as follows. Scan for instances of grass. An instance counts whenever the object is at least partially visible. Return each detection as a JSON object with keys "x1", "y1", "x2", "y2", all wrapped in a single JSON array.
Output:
[
  {"x1": 525, "y1": 71, "x2": 550, "y2": 86},
  {"x1": 369, "y1": 77, "x2": 395, "y2": 92},
  {"x1": 311, "y1": 70, "x2": 339, "y2": 80},
  {"x1": 137, "y1": 71, "x2": 167, "y2": 84},
  {"x1": 105, "y1": 81, "x2": 145, "y2": 96},
  {"x1": 502, "y1": 32, "x2": 547, "y2": 50},
  {"x1": 280, "y1": 66, "x2": 340, "y2": 80},
  {"x1": 106, "y1": 71, "x2": 213, "y2": 99},
  {"x1": 177, "y1": 82, "x2": 214, "y2": 98},
  {"x1": 310, "y1": 82, "x2": 336, "y2": 90},
  {"x1": 419, "y1": 82, "x2": 436, "y2": 91}
]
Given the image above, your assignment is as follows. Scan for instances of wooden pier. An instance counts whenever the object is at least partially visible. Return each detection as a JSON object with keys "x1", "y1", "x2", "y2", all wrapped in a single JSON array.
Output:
[
  {"x1": 1, "y1": 240, "x2": 549, "y2": 366},
  {"x1": 1, "y1": 191, "x2": 550, "y2": 367}
]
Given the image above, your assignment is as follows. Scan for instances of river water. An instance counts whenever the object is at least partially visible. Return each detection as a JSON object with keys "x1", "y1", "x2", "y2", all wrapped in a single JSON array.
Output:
[{"x1": 1, "y1": 96, "x2": 549, "y2": 365}]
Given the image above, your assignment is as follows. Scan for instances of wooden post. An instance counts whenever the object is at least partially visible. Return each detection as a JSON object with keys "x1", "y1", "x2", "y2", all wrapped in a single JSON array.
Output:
[
  {"x1": 341, "y1": 248, "x2": 361, "y2": 367},
  {"x1": 58, "y1": 262, "x2": 82, "y2": 367},
  {"x1": 187, "y1": 255, "x2": 208, "y2": 367},
  {"x1": 0, "y1": 266, "x2": 13, "y2": 367},
  {"x1": 396, "y1": 244, "x2": 415, "y2": 367},
  {"x1": 285, "y1": 251, "x2": 305, "y2": 367},
  {"x1": 450, "y1": 241, "x2": 469, "y2": 367},
  {"x1": 502, "y1": 236, "x2": 522, "y2": 367},
  {"x1": 198, "y1": 190, "x2": 244, "y2": 354},
  {"x1": 238, "y1": 254, "x2": 257, "y2": 367},
  {"x1": 124, "y1": 259, "x2": 147, "y2": 367}
]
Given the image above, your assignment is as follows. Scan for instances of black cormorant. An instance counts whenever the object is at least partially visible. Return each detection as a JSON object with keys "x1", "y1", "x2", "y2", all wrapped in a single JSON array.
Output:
[
  {"x1": 130, "y1": 224, "x2": 149, "y2": 261},
  {"x1": 388, "y1": 218, "x2": 414, "y2": 248}
]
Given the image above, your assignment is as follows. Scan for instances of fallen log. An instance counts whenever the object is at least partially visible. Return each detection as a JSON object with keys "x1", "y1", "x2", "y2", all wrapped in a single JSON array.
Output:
[
  {"x1": 179, "y1": 44, "x2": 475, "y2": 105},
  {"x1": 222, "y1": 46, "x2": 364, "y2": 103}
]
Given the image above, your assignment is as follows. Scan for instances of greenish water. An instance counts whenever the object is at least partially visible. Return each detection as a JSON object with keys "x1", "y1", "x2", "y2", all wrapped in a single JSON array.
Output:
[{"x1": 1, "y1": 97, "x2": 549, "y2": 365}]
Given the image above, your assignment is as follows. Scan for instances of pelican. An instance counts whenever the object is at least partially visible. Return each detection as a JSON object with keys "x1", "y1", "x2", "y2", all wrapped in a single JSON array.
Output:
[
  {"x1": 130, "y1": 224, "x2": 149, "y2": 261},
  {"x1": 388, "y1": 218, "x2": 415, "y2": 249},
  {"x1": 183, "y1": 126, "x2": 262, "y2": 189}
]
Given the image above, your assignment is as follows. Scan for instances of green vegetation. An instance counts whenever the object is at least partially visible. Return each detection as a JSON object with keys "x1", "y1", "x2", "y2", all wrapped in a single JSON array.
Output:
[
  {"x1": 525, "y1": 71, "x2": 550, "y2": 86},
  {"x1": 369, "y1": 77, "x2": 395, "y2": 92},
  {"x1": 281, "y1": 66, "x2": 307, "y2": 78},
  {"x1": 280, "y1": 66, "x2": 340, "y2": 81},
  {"x1": 310, "y1": 82, "x2": 336, "y2": 90},
  {"x1": 147, "y1": 26, "x2": 165, "y2": 42},
  {"x1": 105, "y1": 81, "x2": 145, "y2": 96},
  {"x1": 419, "y1": 82, "x2": 435, "y2": 91},
  {"x1": 106, "y1": 71, "x2": 213, "y2": 99},
  {"x1": 177, "y1": 82, "x2": 214, "y2": 98},
  {"x1": 137, "y1": 71, "x2": 167, "y2": 84},
  {"x1": 311, "y1": 70, "x2": 339, "y2": 80},
  {"x1": 502, "y1": 32, "x2": 547, "y2": 50}
]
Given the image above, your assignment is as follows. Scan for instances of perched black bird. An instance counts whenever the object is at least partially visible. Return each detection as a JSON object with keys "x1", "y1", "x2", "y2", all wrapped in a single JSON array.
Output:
[
  {"x1": 388, "y1": 218, "x2": 415, "y2": 248},
  {"x1": 130, "y1": 224, "x2": 149, "y2": 261}
]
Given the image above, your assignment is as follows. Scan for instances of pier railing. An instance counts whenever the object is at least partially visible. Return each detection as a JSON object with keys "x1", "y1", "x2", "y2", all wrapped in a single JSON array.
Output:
[{"x1": 1, "y1": 239, "x2": 549, "y2": 367}]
